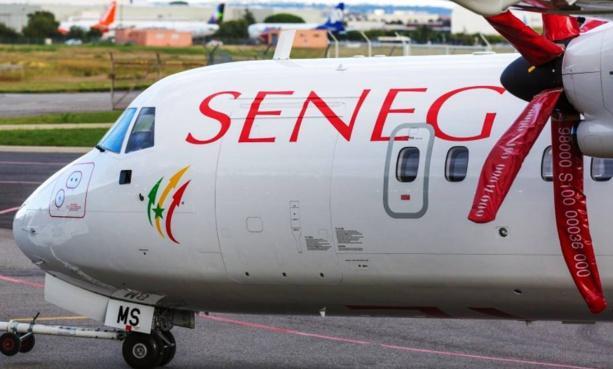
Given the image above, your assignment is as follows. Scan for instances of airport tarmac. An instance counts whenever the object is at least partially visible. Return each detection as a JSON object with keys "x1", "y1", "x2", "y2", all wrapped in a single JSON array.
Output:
[
  {"x1": 0, "y1": 92, "x2": 140, "y2": 117},
  {"x1": 2, "y1": 150, "x2": 613, "y2": 369}
]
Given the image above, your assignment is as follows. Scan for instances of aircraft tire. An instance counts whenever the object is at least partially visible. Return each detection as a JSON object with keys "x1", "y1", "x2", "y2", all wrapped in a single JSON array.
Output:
[
  {"x1": 122, "y1": 332, "x2": 163, "y2": 369},
  {"x1": 0, "y1": 333, "x2": 21, "y2": 356},
  {"x1": 157, "y1": 330, "x2": 176, "y2": 366}
]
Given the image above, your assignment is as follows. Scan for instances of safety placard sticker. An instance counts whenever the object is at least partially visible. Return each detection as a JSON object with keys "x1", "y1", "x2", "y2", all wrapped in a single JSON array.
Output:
[{"x1": 49, "y1": 163, "x2": 94, "y2": 218}]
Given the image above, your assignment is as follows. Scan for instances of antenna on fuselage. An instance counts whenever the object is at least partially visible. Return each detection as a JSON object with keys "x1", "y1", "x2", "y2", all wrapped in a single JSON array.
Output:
[{"x1": 273, "y1": 29, "x2": 296, "y2": 60}]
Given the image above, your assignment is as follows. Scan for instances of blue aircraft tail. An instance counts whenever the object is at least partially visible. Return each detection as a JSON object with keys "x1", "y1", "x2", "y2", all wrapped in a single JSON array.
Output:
[
  {"x1": 208, "y1": 3, "x2": 225, "y2": 25},
  {"x1": 316, "y1": 2, "x2": 346, "y2": 33}
]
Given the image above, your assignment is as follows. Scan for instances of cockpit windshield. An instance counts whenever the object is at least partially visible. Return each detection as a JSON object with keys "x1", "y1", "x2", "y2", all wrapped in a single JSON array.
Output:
[
  {"x1": 126, "y1": 107, "x2": 155, "y2": 153},
  {"x1": 97, "y1": 108, "x2": 137, "y2": 153}
]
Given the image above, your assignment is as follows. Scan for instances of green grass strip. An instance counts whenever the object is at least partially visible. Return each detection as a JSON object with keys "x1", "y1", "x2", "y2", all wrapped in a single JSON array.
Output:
[
  {"x1": 0, "y1": 128, "x2": 107, "y2": 147},
  {"x1": 0, "y1": 111, "x2": 122, "y2": 125}
]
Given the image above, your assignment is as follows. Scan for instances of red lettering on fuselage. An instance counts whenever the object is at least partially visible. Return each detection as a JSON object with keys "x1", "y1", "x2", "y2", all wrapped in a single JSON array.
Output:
[
  {"x1": 426, "y1": 86, "x2": 506, "y2": 142},
  {"x1": 186, "y1": 91, "x2": 241, "y2": 144},
  {"x1": 239, "y1": 91, "x2": 294, "y2": 143},
  {"x1": 371, "y1": 88, "x2": 427, "y2": 142},
  {"x1": 290, "y1": 89, "x2": 370, "y2": 142},
  {"x1": 186, "y1": 86, "x2": 506, "y2": 145}
]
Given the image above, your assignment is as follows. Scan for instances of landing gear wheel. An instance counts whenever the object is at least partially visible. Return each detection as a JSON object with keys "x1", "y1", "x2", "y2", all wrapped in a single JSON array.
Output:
[
  {"x1": 0, "y1": 333, "x2": 21, "y2": 356},
  {"x1": 19, "y1": 334, "x2": 35, "y2": 353},
  {"x1": 157, "y1": 331, "x2": 176, "y2": 367},
  {"x1": 122, "y1": 332, "x2": 163, "y2": 369}
]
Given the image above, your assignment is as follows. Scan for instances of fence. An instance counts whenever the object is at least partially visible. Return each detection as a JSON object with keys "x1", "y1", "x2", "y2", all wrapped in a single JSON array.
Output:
[
  {"x1": 108, "y1": 37, "x2": 515, "y2": 109},
  {"x1": 109, "y1": 51, "x2": 206, "y2": 109}
]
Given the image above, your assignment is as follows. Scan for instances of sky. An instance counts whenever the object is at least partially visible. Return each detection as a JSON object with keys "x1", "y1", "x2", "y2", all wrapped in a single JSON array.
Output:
[{"x1": 0, "y1": 0, "x2": 456, "y2": 8}]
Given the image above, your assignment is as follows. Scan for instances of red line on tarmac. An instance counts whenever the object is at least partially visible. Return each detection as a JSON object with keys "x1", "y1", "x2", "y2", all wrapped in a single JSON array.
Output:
[
  {"x1": 0, "y1": 274, "x2": 44, "y2": 289},
  {"x1": 199, "y1": 314, "x2": 370, "y2": 345},
  {"x1": 0, "y1": 207, "x2": 20, "y2": 215},
  {"x1": 0, "y1": 274, "x2": 601, "y2": 369},
  {"x1": 0, "y1": 161, "x2": 65, "y2": 166},
  {"x1": 200, "y1": 314, "x2": 600, "y2": 369},
  {"x1": 380, "y1": 344, "x2": 597, "y2": 369}
]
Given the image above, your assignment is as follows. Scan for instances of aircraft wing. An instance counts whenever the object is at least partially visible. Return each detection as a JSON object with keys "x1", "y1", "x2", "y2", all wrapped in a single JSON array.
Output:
[{"x1": 451, "y1": 0, "x2": 613, "y2": 16}]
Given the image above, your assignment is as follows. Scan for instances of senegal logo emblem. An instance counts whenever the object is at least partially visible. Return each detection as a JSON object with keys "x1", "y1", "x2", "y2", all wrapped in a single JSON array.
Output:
[{"x1": 147, "y1": 166, "x2": 191, "y2": 244}]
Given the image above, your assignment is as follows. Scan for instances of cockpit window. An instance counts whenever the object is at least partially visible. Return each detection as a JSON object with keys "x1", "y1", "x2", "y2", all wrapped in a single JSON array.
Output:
[
  {"x1": 97, "y1": 108, "x2": 137, "y2": 153},
  {"x1": 126, "y1": 107, "x2": 155, "y2": 153}
]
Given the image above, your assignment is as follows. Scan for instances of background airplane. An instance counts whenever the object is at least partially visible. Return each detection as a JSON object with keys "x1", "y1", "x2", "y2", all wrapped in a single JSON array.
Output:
[
  {"x1": 59, "y1": 1, "x2": 225, "y2": 38},
  {"x1": 58, "y1": 0, "x2": 118, "y2": 34},
  {"x1": 248, "y1": 2, "x2": 346, "y2": 41}
]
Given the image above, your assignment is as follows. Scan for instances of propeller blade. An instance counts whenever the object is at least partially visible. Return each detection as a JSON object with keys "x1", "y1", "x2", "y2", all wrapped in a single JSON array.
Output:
[
  {"x1": 551, "y1": 112, "x2": 607, "y2": 314},
  {"x1": 487, "y1": 10, "x2": 564, "y2": 66},
  {"x1": 542, "y1": 14, "x2": 580, "y2": 42},
  {"x1": 469, "y1": 89, "x2": 562, "y2": 223},
  {"x1": 580, "y1": 18, "x2": 608, "y2": 33}
]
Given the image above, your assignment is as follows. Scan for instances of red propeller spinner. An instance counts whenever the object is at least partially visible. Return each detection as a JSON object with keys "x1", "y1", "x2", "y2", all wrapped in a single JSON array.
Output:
[{"x1": 468, "y1": 11, "x2": 607, "y2": 313}]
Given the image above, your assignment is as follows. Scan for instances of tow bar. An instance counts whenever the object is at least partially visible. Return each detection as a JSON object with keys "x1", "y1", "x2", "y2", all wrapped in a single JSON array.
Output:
[{"x1": 0, "y1": 313, "x2": 124, "y2": 356}]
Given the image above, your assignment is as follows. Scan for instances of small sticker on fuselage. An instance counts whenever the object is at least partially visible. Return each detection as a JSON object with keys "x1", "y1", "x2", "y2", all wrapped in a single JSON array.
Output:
[{"x1": 335, "y1": 227, "x2": 364, "y2": 252}]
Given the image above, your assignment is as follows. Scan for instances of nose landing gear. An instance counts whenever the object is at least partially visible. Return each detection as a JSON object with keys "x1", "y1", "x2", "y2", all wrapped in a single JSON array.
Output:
[
  {"x1": 122, "y1": 330, "x2": 176, "y2": 369},
  {"x1": 1, "y1": 308, "x2": 187, "y2": 369},
  {"x1": 158, "y1": 330, "x2": 176, "y2": 366}
]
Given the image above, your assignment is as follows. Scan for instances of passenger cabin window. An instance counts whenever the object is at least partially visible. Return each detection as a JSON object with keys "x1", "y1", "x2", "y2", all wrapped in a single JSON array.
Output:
[
  {"x1": 542, "y1": 146, "x2": 553, "y2": 182},
  {"x1": 97, "y1": 108, "x2": 137, "y2": 153},
  {"x1": 591, "y1": 158, "x2": 613, "y2": 182},
  {"x1": 396, "y1": 147, "x2": 420, "y2": 183},
  {"x1": 445, "y1": 146, "x2": 469, "y2": 182},
  {"x1": 126, "y1": 107, "x2": 155, "y2": 153}
]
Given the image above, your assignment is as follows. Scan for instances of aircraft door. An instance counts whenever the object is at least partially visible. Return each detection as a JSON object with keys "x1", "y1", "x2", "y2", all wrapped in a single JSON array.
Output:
[{"x1": 383, "y1": 123, "x2": 434, "y2": 219}]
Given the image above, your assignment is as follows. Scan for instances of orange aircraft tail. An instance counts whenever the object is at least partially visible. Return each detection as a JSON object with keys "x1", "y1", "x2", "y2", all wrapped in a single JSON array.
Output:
[{"x1": 93, "y1": 0, "x2": 116, "y2": 31}]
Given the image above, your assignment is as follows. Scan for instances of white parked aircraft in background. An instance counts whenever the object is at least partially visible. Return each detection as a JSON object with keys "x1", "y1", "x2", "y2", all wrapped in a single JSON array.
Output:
[
  {"x1": 58, "y1": 0, "x2": 118, "y2": 34},
  {"x1": 248, "y1": 2, "x2": 346, "y2": 41},
  {"x1": 59, "y1": 1, "x2": 225, "y2": 38},
  {"x1": 4, "y1": 1, "x2": 613, "y2": 369}
]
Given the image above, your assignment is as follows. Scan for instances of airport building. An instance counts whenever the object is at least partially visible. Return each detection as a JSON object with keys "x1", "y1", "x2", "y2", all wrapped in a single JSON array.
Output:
[
  {"x1": 346, "y1": 9, "x2": 450, "y2": 32},
  {"x1": 0, "y1": 4, "x2": 41, "y2": 31},
  {"x1": 451, "y1": 5, "x2": 542, "y2": 34},
  {"x1": 115, "y1": 28, "x2": 192, "y2": 46}
]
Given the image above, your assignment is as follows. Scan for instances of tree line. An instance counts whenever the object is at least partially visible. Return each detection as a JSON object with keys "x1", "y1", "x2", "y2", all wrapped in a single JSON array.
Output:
[{"x1": 0, "y1": 11, "x2": 102, "y2": 43}]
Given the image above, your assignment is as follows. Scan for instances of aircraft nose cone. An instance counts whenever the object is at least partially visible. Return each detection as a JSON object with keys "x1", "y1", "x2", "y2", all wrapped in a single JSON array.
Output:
[
  {"x1": 11, "y1": 158, "x2": 97, "y2": 278},
  {"x1": 11, "y1": 175, "x2": 60, "y2": 269},
  {"x1": 12, "y1": 206, "x2": 42, "y2": 265}
]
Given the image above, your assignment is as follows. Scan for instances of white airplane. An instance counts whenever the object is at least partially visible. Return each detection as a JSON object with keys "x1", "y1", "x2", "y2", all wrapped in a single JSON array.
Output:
[
  {"x1": 3, "y1": 1, "x2": 613, "y2": 368},
  {"x1": 59, "y1": 2, "x2": 225, "y2": 38},
  {"x1": 58, "y1": 0, "x2": 118, "y2": 35},
  {"x1": 248, "y1": 2, "x2": 346, "y2": 41}
]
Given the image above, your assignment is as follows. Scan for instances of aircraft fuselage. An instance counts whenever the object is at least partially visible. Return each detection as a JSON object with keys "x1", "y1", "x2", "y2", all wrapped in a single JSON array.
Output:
[{"x1": 13, "y1": 53, "x2": 613, "y2": 322}]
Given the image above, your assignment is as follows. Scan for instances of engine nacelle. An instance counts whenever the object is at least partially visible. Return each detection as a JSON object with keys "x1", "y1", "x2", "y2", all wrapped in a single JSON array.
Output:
[
  {"x1": 575, "y1": 120, "x2": 613, "y2": 158},
  {"x1": 563, "y1": 23, "x2": 613, "y2": 157}
]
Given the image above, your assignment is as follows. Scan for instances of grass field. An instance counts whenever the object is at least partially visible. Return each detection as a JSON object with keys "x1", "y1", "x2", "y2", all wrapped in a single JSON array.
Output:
[
  {"x1": 0, "y1": 111, "x2": 121, "y2": 125},
  {"x1": 0, "y1": 43, "x2": 514, "y2": 93},
  {"x1": 0, "y1": 128, "x2": 107, "y2": 146},
  {"x1": 0, "y1": 44, "x2": 321, "y2": 93}
]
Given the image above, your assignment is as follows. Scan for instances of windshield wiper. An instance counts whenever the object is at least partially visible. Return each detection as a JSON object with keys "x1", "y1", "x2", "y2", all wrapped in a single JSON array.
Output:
[{"x1": 95, "y1": 144, "x2": 106, "y2": 153}]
